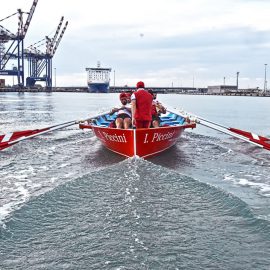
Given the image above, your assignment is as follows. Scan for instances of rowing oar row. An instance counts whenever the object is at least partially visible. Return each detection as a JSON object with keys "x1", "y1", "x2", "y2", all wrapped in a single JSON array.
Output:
[
  {"x1": 0, "y1": 116, "x2": 95, "y2": 151},
  {"x1": 177, "y1": 109, "x2": 270, "y2": 152},
  {"x1": 1, "y1": 110, "x2": 269, "y2": 153}
]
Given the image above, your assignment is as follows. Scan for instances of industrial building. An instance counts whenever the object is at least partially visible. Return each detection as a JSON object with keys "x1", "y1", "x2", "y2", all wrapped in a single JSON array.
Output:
[{"x1": 207, "y1": 85, "x2": 238, "y2": 94}]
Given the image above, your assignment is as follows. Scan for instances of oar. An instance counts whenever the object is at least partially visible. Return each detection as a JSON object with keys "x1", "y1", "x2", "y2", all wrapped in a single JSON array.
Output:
[
  {"x1": 0, "y1": 120, "x2": 77, "y2": 143},
  {"x1": 177, "y1": 109, "x2": 270, "y2": 152},
  {"x1": 0, "y1": 115, "x2": 99, "y2": 151}
]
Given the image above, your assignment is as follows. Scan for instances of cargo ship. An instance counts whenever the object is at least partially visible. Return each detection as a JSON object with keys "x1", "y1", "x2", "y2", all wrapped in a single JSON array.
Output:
[{"x1": 85, "y1": 62, "x2": 111, "y2": 93}]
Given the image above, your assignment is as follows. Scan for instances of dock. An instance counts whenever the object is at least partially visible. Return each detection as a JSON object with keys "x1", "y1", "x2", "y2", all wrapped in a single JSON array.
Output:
[{"x1": 0, "y1": 86, "x2": 269, "y2": 97}]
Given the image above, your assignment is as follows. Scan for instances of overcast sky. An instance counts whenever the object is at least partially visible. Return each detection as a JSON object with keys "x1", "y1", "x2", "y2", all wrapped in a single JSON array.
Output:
[{"x1": 1, "y1": 0, "x2": 270, "y2": 88}]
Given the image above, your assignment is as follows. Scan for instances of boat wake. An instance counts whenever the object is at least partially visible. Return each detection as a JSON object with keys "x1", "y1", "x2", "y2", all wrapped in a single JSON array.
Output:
[
  {"x1": 1, "y1": 128, "x2": 269, "y2": 229},
  {"x1": 1, "y1": 159, "x2": 269, "y2": 269}
]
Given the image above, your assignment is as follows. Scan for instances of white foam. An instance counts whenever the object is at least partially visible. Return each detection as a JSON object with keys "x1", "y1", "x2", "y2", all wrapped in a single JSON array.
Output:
[
  {"x1": 0, "y1": 181, "x2": 31, "y2": 225},
  {"x1": 223, "y1": 174, "x2": 235, "y2": 182},
  {"x1": 0, "y1": 202, "x2": 14, "y2": 222},
  {"x1": 50, "y1": 177, "x2": 58, "y2": 183},
  {"x1": 17, "y1": 185, "x2": 30, "y2": 202},
  {"x1": 223, "y1": 174, "x2": 270, "y2": 197},
  {"x1": 12, "y1": 174, "x2": 28, "y2": 180},
  {"x1": 12, "y1": 166, "x2": 36, "y2": 180},
  {"x1": 260, "y1": 185, "x2": 270, "y2": 196},
  {"x1": 238, "y1": 178, "x2": 265, "y2": 188},
  {"x1": 58, "y1": 163, "x2": 69, "y2": 168},
  {"x1": 238, "y1": 178, "x2": 250, "y2": 186}
]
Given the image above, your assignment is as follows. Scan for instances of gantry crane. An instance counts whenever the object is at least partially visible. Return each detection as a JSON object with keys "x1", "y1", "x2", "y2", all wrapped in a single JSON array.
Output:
[
  {"x1": 25, "y1": 17, "x2": 68, "y2": 89},
  {"x1": 0, "y1": 0, "x2": 38, "y2": 87}
]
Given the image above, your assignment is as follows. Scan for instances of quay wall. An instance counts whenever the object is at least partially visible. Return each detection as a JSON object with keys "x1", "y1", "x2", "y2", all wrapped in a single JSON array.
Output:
[{"x1": 0, "y1": 86, "x2": 269, "y2": 97}]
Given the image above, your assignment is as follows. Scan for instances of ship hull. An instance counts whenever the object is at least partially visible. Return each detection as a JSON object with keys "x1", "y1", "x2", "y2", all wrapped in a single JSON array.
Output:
[{"x1": 88, "y1": 83, "x2": 109, "y2": 93}]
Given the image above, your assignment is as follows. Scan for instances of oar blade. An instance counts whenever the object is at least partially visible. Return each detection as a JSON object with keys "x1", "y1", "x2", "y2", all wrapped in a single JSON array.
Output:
[
  {"x1": 0, "y1": 128, "x2": 50, "y2": 151},
  {"x1": 229, "y1": 127, "x2": 270, "y2": 151},
  {"x1": 0, "y1": 142, "x2": 14, "y2": 151},
  {"x1": 0, "y1": 113, "x2": 109, "y2": 151}
]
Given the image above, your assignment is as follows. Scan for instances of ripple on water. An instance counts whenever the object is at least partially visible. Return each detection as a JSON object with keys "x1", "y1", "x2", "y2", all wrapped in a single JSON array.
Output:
[{"x1": 1, "y1": 159, "x2": 270, "y2": 270}]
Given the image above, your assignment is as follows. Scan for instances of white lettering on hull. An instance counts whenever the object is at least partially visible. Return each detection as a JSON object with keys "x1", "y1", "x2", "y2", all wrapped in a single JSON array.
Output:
[
  {"x1": 144, "y1": 133, "x2": 149, "y2": 143},
  {"x1": 102, "y1": 132, "x2": 127, "y2": 143},
  {"x1": 152, "y1": 131, "x2": 175, "y2": 142},
  {"x1": 143, "y1": 131, "x2": 176, "y2": 143}
]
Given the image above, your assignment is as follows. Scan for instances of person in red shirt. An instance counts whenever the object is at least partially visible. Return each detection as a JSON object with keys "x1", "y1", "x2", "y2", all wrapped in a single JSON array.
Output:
[{"x1": 131, "y1": 81, "x2": 153, "y2": 128}]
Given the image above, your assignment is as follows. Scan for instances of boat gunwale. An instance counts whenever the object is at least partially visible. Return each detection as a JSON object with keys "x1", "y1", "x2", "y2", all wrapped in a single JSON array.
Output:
[{"x1": 80, "y1": 122, "x2": 196, "y2": 131}]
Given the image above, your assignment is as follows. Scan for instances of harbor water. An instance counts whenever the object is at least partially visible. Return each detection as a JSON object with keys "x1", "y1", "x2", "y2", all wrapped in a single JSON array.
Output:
[{"x1": 0, "y1": 92, "x2": 270, "y2": 269}]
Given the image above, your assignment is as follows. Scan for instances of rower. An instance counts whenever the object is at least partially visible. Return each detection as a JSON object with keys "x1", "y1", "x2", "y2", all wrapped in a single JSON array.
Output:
[
  {"x1": 148, "y1": 90, "x2": 166, "y2": 128},
  {"x1": 131, "y1": 81, "x2": 153, "y2": 129},
  {"x1": 125, "y1": 91, "x2": 132, "y2": 104},
  {"x1": 110, "y1": 92, "x2": 132, "y2": 129}
]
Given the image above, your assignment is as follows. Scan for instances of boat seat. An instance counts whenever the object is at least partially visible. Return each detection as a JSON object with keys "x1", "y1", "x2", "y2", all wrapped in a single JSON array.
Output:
[
  {"x1": 104, "y1": 113, "x2": 117, "y2": 121},
  {"x1": 94, "y1": 116, "x2": 111, "y2": 126},
  {"x1": 160, "y1": 113, "x2": 179, "y2": 121},
  {"x1": 164, "y1": 112, "x2": 175, "y2": 118},
  {"x1": 176, "y1": 116, "x2": 185, "y2": 124},
  {"x1": 160, "y1": 117, "x2": 176, "y2": 122},
  {"x1": 160, "y1": 116, "x2": 185, "y2": 126},
  {"x1": 160, "y1": 121, "x2": 180, "y2": 126},
  {"x1": 161, "y1": 114, "x2": 175, "y2": 119}
]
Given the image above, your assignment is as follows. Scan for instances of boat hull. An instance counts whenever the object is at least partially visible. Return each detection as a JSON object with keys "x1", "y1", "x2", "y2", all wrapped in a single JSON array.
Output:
[
  {"x1": 92, "y1": 126, "x2": 135, "y2": 157},
  {"x1": 135, "y1": 126, "x2": 184, "y2": 158},
  {"x1": 90, "y1": 125, "x2": 192, "y2": 158}
]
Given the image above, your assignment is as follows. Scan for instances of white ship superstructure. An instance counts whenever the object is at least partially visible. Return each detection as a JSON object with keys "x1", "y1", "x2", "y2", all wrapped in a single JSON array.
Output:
[{"x1": 85, "y1": 62, "x2": 111, "y2": 93}]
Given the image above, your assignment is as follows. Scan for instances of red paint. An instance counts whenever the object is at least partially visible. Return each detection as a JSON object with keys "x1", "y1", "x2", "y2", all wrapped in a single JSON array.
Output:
[
  {"x1": 81, "y1": 123, "x2": 196, "y2": 158},
  {"x1": 92, "y1": 126, "x2": 134, "y2": 157},
  {"x1": 0, "y1": 128, "x2": 50, "y2": 150},
  {"x1": 229, "y1": 127, "x2": 270, "y2": 150}
]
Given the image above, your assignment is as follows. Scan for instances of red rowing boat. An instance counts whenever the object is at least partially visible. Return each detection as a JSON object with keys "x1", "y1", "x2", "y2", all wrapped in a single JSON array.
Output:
[
  {"x1": 1, "y1": 109, "x2": 269, "y2": 154},
  {"x1": 79, "y1": 111, "x2": 196, "y2": 158}
]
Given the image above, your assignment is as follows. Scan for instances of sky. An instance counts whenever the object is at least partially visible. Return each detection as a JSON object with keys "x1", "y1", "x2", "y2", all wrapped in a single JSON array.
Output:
[{"x1": 1, "y1": 0, "x2": 270, "y2": 88}]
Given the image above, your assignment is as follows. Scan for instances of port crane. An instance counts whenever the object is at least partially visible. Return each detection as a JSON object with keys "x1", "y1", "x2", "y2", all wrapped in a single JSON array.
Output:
[
  {"x1": 25, "y1": 16, "x2": 68, "y2": 89},
  {"x1": 0, "y1": 0, "x2": 38, "y2": 87}
]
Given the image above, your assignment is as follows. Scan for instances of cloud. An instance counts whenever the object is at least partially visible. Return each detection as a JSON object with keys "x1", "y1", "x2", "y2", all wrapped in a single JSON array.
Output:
[{"x1": 1, "y1": 0, "x2": 270, "y2": 88}]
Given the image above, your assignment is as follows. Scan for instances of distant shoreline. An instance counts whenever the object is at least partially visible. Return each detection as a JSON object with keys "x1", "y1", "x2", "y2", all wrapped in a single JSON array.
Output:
[{"x1": 0, "y1": 87, "x2": 269, "y2": 97}]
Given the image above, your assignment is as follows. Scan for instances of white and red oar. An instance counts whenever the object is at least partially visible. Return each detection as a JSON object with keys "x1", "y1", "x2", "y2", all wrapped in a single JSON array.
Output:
[
  {"x1": 178, "y1": 109, "x2": 270, "y2": 152},
  {"x1": 0, "y1": 116, "x2": 98, "y2": 151}
]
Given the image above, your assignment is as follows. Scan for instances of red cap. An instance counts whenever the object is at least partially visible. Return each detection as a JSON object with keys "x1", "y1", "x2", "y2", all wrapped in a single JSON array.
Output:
[
  {"x1": 119, "y1": 92, "x2": 127, "y2": 100},
  {"x1": 136, "y1": 81, "x2": 145, "y2": 88}
]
